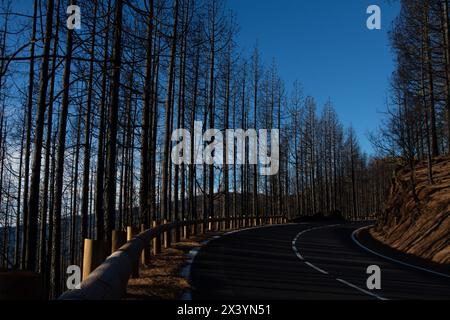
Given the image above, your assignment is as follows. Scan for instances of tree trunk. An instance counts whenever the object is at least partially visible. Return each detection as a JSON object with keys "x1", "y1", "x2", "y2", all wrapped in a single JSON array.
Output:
[
  {"x1": 161, "y1": 0, "x2": 179, "y2": 222},
  {"x1": 104, "y1": 0, "x2": 124, "y2": 251},
  {"x1": 51, "y1": 0, "x2": 75, "y2": 296},
  {"x1": 21, "y1": 0, "x2": 38, "y2": 270},
  {"x1": 81, "y1": 0, "x2": 98, "y2": 252},
  {"x1": 25, "y1": 0, "x2": 55, "y2": 272},
  {"x1": 424, "y1": 0, "x2": 439, "y2": 157},
  {"x1": 95, "y1": 0, "x2": 112, "y2": 242},
  {"x1": 140, "y1": 0, "x2": 154, "y2": 229}
]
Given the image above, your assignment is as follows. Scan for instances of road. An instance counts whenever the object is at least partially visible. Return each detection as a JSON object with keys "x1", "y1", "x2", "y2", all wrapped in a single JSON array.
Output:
[{"x1": 190, "y1": 223, "x2": 450, "y2": 300}]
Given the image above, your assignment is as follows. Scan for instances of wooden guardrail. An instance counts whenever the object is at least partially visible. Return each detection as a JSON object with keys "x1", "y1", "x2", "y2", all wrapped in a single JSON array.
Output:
[{"x1": 59, "y1": 215, "x2": 287, "y2": 300}]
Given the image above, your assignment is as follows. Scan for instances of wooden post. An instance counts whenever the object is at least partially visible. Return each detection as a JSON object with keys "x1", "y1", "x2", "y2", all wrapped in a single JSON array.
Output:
[
  {"x1": 82, "y1": 239, "x2": 94, "y2": 281},
  {"x1": 183, "y1": 219, "x2": 188, "y2": 240},
  {"x1": 111, "y1": 230, "x2": 126, "y2": 253},
  {"x1": 82, "y1": 239, "x2": 106, "y2": 281},
  {"x1": 127, "y1": 227, "x2": 139, "y2": 278},
  {"x1": 152, "y1": 221, "x2": 161, "y2": 255},
  {"x1": 174, "y1": 220, "x2": 180, "y2": 244},
  {"x1": 191, "y1": 221, "x2": 196, "y2": 237},
  {"x1": 126, "y1": 226, "x2": 133, "y2": 242},
  {"x1": 163, "y1": 219, "x2": 169, "y2": 248},
  {"x1": 140, "y1": 224, "x2": 150, "y2": 265}
]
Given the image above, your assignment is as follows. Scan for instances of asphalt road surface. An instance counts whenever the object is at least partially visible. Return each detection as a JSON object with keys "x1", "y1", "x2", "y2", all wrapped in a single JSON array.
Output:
[{"x1": 190, "y1": 223, "x2": 450, "y2": 300}]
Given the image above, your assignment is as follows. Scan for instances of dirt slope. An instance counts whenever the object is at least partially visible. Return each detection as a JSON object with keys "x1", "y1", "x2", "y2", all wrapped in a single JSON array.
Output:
[{"x1": 372, "y1": 157, "x2": 450, "y2": 265}]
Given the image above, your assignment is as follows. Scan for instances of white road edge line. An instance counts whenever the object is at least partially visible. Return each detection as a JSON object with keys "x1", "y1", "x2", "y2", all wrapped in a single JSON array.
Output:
[
  {"x1": 180, "y1": 244, "x2": 206, "y2": 301},
  {"x1": 292, "y1": 224, "x2": 388, "y2": 301},
  {"x1": 336, "y1": 278, "x2": 388, "y2": 301},
  {"x1": 352, "y1": 226, "x2": 450, "y2": 279},
  {"x1": 305, "y1": 262, "x2": 329, "y2": 275},
  {"x1": 181, "y1": 223, "x2": 299, "y2": 300}
]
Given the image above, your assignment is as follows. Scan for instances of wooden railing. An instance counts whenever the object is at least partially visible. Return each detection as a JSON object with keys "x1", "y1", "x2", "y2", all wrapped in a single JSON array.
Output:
[{"x1": 59, "y1": 215, "x2": 287, "y2": 300}]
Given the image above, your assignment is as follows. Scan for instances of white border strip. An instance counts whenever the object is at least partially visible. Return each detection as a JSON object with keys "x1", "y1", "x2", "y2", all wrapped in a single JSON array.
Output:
[
  {"x1": 352, "y1": 226, "x2": 450, "y2": 279},
  {"x1": 180, "y1": 239, "x2": 214, "y2": 301},
  {"x1": 336, "y1": 278, "x2": 387, "y2": 299}
]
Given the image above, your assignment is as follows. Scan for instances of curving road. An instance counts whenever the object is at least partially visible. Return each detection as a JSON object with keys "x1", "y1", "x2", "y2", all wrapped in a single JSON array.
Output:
[{"x1": 190, "y1": 223, "x2": 450, "y2": 300}]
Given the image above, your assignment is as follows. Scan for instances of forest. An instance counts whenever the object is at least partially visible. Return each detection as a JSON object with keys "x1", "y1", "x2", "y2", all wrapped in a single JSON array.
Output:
[
  {"x1": 372, "y1": 0, "x2": 450, "y2": 199},
  {"x1": 0, "y1": 0, "x2": 448, "y2": 300}
]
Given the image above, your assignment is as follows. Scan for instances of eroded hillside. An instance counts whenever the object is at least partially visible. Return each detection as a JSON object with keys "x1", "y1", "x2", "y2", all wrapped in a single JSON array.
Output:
[{"x1": 372, "y1": 157, "x2": 450, "y2": 265}]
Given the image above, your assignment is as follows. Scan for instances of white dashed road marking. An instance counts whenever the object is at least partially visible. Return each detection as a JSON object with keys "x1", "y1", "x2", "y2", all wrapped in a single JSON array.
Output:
[{"x1": 292, "y1": 224, "x2": 389, "y2": 301}]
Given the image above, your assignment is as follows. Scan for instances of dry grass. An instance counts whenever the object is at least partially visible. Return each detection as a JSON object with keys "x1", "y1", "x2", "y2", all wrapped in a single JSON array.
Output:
[{"x1": 125, "y1": 234, "x2": 220, "y2": 300}]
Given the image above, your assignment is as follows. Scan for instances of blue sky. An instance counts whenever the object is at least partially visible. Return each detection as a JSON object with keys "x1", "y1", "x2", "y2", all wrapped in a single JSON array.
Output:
[
  {"x1": 10, "y1": 0, "x2": 399, "y2": 154},
  {"x1": 229, "y1": 0, "x2": 400, "y2": 154}
]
